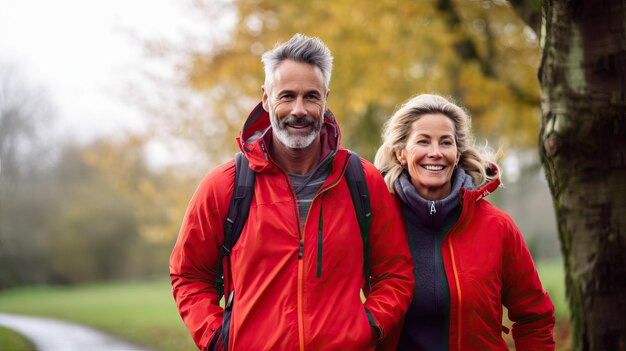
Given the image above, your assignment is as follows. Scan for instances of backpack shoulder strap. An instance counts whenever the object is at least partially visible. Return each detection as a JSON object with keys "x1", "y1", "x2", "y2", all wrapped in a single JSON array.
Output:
[
  {"x1": 216, "y1": 152, "x2": 256, "y2": 298},
  {"x1": 345, "y1": 151, "x2": 373, "y2": 292},
  {"x1": 224, "y1": 152, "x2": 256, "y2": 251}
]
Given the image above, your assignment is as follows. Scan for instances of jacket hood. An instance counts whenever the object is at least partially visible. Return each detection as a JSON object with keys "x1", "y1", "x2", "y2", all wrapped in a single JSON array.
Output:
[
  {"x1": 459, "y1": 163, "x2": 501, "y2": 203},
  {"x1": 235, "y1": 101, "x2": 347, "y2": 172}
]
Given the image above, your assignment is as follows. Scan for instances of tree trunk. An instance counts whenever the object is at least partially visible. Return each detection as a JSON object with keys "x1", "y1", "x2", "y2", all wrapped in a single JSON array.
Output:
[{"x1": 538, "y1": 1, "x2": 626, "y2": 350}]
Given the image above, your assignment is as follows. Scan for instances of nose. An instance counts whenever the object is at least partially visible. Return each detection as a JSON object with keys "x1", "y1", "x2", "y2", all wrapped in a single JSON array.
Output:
[
  {"x1": 291, "y1": 97, "x2": 307, "y2": 117},
  {"x1": 428, "y1": 144, "x2": 443, "y2": 158}
]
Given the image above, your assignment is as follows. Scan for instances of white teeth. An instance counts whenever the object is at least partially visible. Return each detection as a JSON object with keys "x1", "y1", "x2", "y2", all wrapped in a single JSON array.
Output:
[{"x1": 423, "y1": 165, "x2": 444, "y2": 171}]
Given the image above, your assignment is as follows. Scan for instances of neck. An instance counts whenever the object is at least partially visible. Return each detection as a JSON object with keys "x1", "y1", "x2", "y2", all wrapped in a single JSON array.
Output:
[{"x1": 270, "y1": 137, "x2": 322, "y2": 175}]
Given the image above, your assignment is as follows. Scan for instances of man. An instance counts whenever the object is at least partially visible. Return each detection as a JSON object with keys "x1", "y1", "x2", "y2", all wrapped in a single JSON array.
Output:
[{"x1": 170, "y1": 33, "x2": 414, "y2": 351}]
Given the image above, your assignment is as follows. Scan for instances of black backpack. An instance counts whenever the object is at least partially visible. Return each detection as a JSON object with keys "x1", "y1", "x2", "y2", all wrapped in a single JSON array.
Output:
[{"x1": 216, "y1": 151, "x2": 372, "y2": 299}]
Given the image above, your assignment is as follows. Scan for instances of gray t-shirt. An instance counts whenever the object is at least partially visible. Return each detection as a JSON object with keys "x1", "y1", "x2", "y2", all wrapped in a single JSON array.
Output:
[{"x1": 288, "y1": 156, "x2": 332, "y2": 226}]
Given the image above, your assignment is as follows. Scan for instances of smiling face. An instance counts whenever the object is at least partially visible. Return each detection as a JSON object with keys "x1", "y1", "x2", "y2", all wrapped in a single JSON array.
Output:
[
  {"x1": 395, "y1": 113, "x2": 459, "y2": 200},
  {"x1": 262, "y1": 60, "x2": 328, "y2": 150}
]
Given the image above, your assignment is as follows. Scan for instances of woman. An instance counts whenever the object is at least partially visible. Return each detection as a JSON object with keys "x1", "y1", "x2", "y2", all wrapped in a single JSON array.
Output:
[{"x1": 374, "y1": 94, "x2": 555, "y2": 350}]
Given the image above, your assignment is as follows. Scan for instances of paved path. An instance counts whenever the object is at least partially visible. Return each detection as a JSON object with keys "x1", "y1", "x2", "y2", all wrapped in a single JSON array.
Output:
[{"x1": 0, "y1": 313, "x2": 153, "y2": 351}]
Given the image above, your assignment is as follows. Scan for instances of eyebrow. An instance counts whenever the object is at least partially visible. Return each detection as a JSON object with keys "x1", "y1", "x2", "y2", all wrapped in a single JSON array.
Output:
[
  {"x1": 414, "y1": 133, "x2": 455, "y2": 138},
  {"x1": 277, "y1": 88, "x2": 322, "y2": 96}
]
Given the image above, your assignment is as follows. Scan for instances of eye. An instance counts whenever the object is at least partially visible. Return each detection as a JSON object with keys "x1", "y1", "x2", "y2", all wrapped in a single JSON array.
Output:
[
  {"x1": 441, "y1": 140, "x2": 454, "y2": 146},
  {"x1": 416, "y1": 139, "x2": 429, "y2": 145},
  {"x1": 305, "y1": 93, "x2": 321, "y2": 101},
  {"x1": 279, "y1": 93, "x2": 294, "y2": 100}
]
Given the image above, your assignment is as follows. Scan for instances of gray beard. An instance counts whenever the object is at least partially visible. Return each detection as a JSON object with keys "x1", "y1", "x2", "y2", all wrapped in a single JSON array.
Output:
[{"x1": 269, "y1": 109, "x2": 323, "y2": 149}]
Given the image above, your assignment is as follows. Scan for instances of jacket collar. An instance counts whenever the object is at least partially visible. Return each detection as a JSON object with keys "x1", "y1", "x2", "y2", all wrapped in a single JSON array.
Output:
[
  {"x1": 394, "y1": 168, "x2": 474, "y2": 229},
  {"x1": 459, "y1": 164, "x2": 501, "y2": 204}
]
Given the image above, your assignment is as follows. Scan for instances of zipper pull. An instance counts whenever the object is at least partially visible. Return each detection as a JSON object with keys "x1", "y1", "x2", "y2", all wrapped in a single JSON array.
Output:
[
  {"x1": 260, "y1": 141, "x2": 269, "y2": 160},
  {"x1": 298, "y1": 240, "x2": 304, "y2": 259},
  {"x1": 430, "y1": 201, "x2": 436, "y2": 215}
]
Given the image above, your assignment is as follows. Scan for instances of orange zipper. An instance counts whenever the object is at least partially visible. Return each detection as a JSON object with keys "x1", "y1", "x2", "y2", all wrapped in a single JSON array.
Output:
[
  {"x1": 297, "y1": 257, "x2": 305, "y2": 351},
  {"x1": 295, "y1": 154, "x2": 350, "y2": 351},
  {"x1": 263, "y1": 140, "x2": 306, "y2": 350},
  {"x1": 448, "y1": 239, "x2": 462, "y2": 351}
]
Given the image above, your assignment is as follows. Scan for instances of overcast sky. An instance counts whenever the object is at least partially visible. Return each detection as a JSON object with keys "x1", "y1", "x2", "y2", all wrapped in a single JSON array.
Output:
[{"x1": 0, "y1": 0, "x2": 202, "y2": 142}]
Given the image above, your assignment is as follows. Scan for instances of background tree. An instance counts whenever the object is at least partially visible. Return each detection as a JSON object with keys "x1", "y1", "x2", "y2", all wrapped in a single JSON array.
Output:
[
  {"x1": 45, "y1": 137, "x2": 195, "y2": 283},
  {"x1": 147, "y1": 0, "x2": 541, "y2": 163},
  {"x1": 44, "y1": 144, "x2": 141, "y2": 284},
  {"x1": 0, "y1": 65, "x2": 57, "y2": 288},
  {"x1": 510, "y1": 1, "x2": 626, "y2": 350},
  {"x1": 78, "y1": 136, "x2": 198, "y2": 276},
  {"x1": 0, "y1": 63, "x2": 193, "y2": 288}
]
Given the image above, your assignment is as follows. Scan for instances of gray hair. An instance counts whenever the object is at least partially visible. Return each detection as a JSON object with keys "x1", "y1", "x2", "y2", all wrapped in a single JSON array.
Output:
[
  {"x1": 374, "y1": 94, "x2": 500, "y2": 194},
  {"x1": 261, "y1": 33, "x2": 333, "y2": 93}
]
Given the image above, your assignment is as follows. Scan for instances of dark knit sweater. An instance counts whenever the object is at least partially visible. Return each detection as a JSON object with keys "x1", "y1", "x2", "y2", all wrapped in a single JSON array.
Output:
[{"x1": 394, "y1": 168, "x2": 475, "y2": 351}]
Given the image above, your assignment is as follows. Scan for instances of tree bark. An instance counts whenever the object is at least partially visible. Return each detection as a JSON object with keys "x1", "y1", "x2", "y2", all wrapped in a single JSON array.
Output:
[{"x1": 538, "y1": 1, "x2": 626, "y2": 350}]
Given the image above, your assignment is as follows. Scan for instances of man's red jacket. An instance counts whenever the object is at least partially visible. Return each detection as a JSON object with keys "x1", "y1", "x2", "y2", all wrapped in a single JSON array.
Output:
[{"x1": 170, "y1": 103, "x2": 415, "y2": 350}]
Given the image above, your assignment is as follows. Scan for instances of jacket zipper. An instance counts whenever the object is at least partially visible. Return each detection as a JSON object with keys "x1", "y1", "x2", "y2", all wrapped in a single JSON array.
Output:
[
  {"x1": 281, "y1": 161, "x2": 306, "y2": 351},
  {"x1": 298, "y1": 153, "x2": 349, "y2": 351},
  {"x1": 260, "y1": 141, "x2": 350, "y2": 351},
  {"x1": 444, "y1": 201, "x2": 468, "y2": 351},
  {"x1": 297, "y1": 155, "x2": 350, "y2": 350},
  {"x1": 261, "y1": 141, "x2": 306, "y2": 351},
  {"x1": 297, "y1": 254, "x2": 305, "y2": 351},
  {"x1": 448, "y1": 238, "x2": 462, "y2": 351},
  {"x1": 317, "y1": 201, "x2": 323, "y2": 277},
  {"x1": 445, "y1": 193, "x2": 472, "y2": 351}
]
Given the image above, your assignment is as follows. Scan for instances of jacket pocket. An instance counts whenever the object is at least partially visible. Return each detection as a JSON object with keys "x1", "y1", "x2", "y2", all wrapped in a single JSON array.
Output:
[{"x1": 222, "y1": 291, "x2": 235, "y2": 351}]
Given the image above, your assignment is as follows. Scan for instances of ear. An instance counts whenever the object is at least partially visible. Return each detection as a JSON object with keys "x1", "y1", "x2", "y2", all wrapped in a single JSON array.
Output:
[
  {"x1": 261, "y1": 85, "x2": 269, "y2": 111},
  {"x1": 395, "y1": 148, "x2": 406, "y2": 166}
]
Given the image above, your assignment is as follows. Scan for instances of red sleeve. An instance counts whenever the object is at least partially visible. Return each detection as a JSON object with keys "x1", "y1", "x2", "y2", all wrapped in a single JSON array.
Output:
[
  {"x1": 169, "y1": 162, "x2": 234, "y2": 350},
  {"x1": 501, "y1": 216, "x2": 556, "y2": 350},
  {"x1": 361, "y1": 161, "x2": 415, "y2": 342}
]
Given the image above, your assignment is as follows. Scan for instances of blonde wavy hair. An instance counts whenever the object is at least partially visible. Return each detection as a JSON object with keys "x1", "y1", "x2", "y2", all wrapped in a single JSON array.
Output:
[{"x1": 374, "y1": 94, "x2": 500, "y2": 194}]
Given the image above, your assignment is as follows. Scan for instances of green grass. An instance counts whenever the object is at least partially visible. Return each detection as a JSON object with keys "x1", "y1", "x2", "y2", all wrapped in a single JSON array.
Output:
[
  {"x1": 536, "y1": 259, "x2": 569, "y2": 321},
  {"x1": 0, "y1": 278, "x2": 196, "y2": 351},
  {"x1": 0, "y1": 326, "x2": 36, "y2": 351}
]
